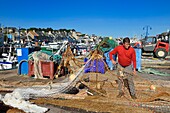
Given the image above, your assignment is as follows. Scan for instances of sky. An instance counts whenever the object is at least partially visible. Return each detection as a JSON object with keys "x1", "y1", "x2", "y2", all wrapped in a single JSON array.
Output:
[{"x1": 0, "y1": 0, "x2": 170, "y2": 38}]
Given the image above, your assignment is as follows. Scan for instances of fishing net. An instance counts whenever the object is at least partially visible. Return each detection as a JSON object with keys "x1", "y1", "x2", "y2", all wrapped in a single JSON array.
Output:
[
  {"x1": 1, "y1": 64, "x2": 86, "y2": 113},
  {"x1": 3, "y1": 48, "x2": 105, "y2": 99},
  {"x1": 1, "y1": 46, "x2": 170, "y2": 113},
  {"x1": 105, "y1": 69, "x2": 170, "y2": 113},
  {"x1": 28, "y1": 50, "x2": 62, "y2": 62},
  {"x1": 56, "y1": 46, "x2": 85, "y2": 76},
  {"x1": 98, "y1": 37, "x2": 118, "y2": 53},
  {"x1": 1, "y1": 49, "x2": 88, "y2": 112}
]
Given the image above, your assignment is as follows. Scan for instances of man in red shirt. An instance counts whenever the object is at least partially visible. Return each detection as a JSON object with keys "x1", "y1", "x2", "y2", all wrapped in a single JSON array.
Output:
[{"x1": 109, "y1": 37, "x2": 137, "y2": 99}]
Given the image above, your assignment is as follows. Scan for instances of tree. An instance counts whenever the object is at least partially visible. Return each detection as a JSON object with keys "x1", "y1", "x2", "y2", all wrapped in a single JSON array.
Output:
[
  {"x1": 38, "y1": 28, "x2": 42, "y2": 31},
  {"x1": 71, "y1": 29, "x2": 76, "y2": 32},
  {"x1": 46, "y1": 27, "x2": 53, "y2": 32},
  {"x1": 20, "y1": 28, "x2": 26, "y2": 33},
  {"x1": 29, "y1": 27, "x2": 38, "y2": 31}
]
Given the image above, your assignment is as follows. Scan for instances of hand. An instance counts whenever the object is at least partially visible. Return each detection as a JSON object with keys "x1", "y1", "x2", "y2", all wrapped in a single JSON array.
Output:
[
  {"x1": 111, "y1": 59, "x2": 117, "y2": 65},
  {"x1": 133, "y1": 68, "x2": 136, "y2": 75}
]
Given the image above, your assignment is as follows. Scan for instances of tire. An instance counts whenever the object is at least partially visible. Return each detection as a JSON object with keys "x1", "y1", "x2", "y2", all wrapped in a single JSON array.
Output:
[
  {"x1": 155, "y1": 48, "x2": 168, "y2": 58},
  {"x1": 78, "y1": 83, "x2": 86, "y2": 89},
  {"x1": 65, "y1": 87, "x2": 79, "y2": 94}
]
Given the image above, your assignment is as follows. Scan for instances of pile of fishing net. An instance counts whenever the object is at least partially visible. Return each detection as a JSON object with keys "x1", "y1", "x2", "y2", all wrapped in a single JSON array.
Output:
[
  {"x1": 0, "y1": 46, "x2": 87, "y2": 113},
  {"x1": 98, "y1": 37, "x2": 118, "y2": 53},
  {"x1": 57, "y1": 46, "x2": 84, "y2": 76},
  {"x1": 28, "y1": 50, "x2": 62, "y2": 63}
]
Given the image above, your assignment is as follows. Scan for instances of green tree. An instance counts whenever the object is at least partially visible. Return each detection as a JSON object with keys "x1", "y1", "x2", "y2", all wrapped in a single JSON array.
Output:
[
  {"x1": 29, "y1": 27, "x2": 38, "y2": 31},
  {"x1": 46, "y1": 27, "x2": 53, "y2": 32}
]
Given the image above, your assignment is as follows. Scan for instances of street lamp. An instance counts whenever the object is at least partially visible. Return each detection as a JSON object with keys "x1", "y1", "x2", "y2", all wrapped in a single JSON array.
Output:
[
  {"x1": 143, "y1": 25, "x2": 152, "y2": 38},
  {"x1": 18, "y1": 27, "x2": 20, "y2": 43}
]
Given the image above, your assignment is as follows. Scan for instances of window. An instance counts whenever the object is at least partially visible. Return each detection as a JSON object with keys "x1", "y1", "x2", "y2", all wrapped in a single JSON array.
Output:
[{"x1": 146, "y1": 37, "x2": 152, "y2": 43}]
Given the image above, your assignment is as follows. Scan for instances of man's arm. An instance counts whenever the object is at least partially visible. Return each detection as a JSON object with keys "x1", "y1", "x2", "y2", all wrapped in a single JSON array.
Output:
[{"x1": 109, "y1": 47, "x2": 118, "y2": 65}]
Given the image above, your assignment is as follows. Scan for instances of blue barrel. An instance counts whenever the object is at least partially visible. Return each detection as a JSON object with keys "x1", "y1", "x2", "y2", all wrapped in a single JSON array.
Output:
[
  {"x1": 17, "y1": 48, "x2": 34, "y2": 75},
  {"x1": 134, "y1": 48, "x2": 141, "y2": 71}
]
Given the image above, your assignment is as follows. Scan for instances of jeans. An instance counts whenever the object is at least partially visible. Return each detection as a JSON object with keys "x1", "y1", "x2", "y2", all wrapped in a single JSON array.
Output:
[{"x1": 117, "y1": 64, "x2": 136, "y2": 96}]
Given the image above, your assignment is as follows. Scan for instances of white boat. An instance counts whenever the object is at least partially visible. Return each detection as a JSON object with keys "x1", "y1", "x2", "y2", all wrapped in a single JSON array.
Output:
[
  {"x1": 0, "y1": 44, "x2": 17, "y2": 70},
  {"x1": 0, "y1": 61, "x2": 13, "y2": 70},
  {"x1": 41, "y1": 41, "x2": 68, "y2": 53}
]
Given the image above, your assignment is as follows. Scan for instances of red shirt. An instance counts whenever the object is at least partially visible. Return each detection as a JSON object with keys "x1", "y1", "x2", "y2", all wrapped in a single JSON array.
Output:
[{"x1": 109, "y1": 45, "x2": 136, "y2": 69}]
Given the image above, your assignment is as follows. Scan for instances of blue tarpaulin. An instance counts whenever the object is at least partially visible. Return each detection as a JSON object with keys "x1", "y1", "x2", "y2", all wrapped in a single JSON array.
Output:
[{"x1": 84, "y1": 59, "x2": 105, "y2": 74}]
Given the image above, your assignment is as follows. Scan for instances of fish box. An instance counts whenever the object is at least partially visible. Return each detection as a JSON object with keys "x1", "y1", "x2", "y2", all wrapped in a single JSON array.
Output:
[
  {"x1": 40, "y1": 60, "x2": 55, "y2": 79},
  {"x1": 28, "y1": 60, "x2": 56, "y2": 79}
]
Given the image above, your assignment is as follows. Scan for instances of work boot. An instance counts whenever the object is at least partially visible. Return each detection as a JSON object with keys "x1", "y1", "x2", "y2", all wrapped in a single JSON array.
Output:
[
  {"x1": 116, "y1": 92, "x2": 124, "y2": 98},
  {"x1": 131, "y1": 95, "x2": 137, "y2": 99}
]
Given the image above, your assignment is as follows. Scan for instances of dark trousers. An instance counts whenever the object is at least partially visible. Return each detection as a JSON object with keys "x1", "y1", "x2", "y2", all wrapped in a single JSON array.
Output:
[{"x1": 117, "y1": 64, "x2": 136, "y2": 96}]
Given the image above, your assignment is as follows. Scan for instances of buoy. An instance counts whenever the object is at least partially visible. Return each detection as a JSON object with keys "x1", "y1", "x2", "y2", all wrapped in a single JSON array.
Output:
[{"x1": 150, "y1": 85, "x2": 156, "y2": 91}]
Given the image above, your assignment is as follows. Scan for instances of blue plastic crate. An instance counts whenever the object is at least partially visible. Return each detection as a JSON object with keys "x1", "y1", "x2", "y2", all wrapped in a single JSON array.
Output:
[{"x1": 134, "y1": 48, "x2": 141, "y2": 71}]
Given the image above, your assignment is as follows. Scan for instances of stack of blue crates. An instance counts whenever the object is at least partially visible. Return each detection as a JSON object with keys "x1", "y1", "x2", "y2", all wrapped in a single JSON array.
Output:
[{"x1": 134, "y1": 48, "x2": 141, "y2": 71}]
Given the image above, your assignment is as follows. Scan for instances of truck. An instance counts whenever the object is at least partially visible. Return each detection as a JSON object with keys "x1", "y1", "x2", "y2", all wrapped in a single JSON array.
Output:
[{"x1": 134, "y1": 35, "x2": 169, "y2": 58}]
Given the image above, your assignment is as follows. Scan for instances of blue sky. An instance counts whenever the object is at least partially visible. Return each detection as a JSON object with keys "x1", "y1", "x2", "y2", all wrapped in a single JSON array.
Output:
[{"x1": 0, "y1": 0, "x2": 170, "y2": 38}]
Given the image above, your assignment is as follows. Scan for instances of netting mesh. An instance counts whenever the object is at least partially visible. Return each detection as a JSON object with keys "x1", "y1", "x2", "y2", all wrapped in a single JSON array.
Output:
[
  {"x1": 98, "y1": 37, "x2": 118, "y2": 53},
  {"x1": 28, "y1": 50, "x2": 61, "y2": 62},
  {"x1": 1, "y1": 46, "x2": 170, "y2": 113},
  {"x1": 1, "y1": 62, "x2": 86, "y2": 113},
  {"x1": 16, "y1": 64, "x2": 86, "y2": 99},
  {"x1": 105, "y1": 69, "x2": 170, "y2": 113}
]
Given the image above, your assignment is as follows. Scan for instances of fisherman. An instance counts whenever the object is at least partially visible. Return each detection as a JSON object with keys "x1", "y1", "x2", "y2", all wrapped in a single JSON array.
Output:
[{"x1": 109, "y1": 37, "x2": 137, "y2": 99}]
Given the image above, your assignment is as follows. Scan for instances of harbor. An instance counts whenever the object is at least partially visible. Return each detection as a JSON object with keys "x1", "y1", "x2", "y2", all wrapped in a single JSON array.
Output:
[
  {"x1": 0, "y1": 31, "x2": 170, "y2": 112},
  {"x1": 0, "y1": 0, "x2": 170, "y2": 112}
]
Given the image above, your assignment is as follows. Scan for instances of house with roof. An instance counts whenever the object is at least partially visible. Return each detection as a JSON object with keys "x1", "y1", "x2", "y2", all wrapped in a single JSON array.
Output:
[{"x1": 27, "y1": 31, "x2": 39, "y2": 41}]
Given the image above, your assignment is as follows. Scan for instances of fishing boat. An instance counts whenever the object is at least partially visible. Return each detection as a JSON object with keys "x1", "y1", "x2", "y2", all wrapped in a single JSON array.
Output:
[{"x1": 0, "y1": 37, "x2": 17, "y2": 70}]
